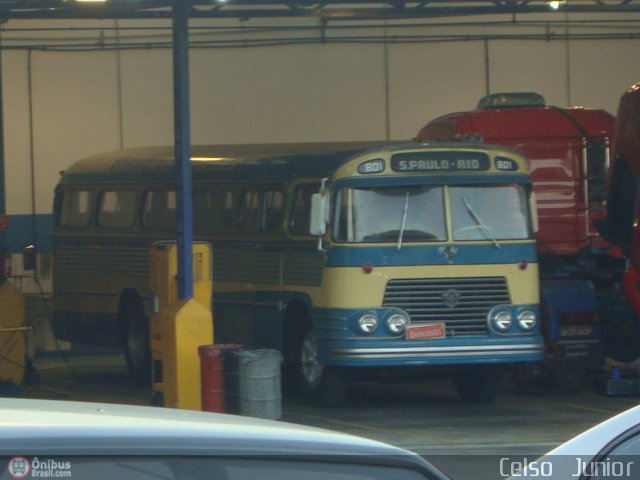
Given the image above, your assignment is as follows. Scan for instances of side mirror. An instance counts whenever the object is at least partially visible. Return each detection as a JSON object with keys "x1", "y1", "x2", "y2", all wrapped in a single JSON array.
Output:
[
  {"x1": 310, "y1": 192, "x2": 329, "y2": 236},
  {"x1": 23, "y1": 243, "x2": 37, "y2": 271}
]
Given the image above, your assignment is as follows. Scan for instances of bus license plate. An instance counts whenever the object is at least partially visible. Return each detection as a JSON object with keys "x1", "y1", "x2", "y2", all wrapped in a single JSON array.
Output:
[{"x1": 406, "y1": 323, "x2": 445, "y2": 341}]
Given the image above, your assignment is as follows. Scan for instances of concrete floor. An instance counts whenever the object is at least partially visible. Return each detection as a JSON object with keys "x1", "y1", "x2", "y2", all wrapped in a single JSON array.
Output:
[
  {"x1": 19, "y1": 353, "x2": 640, "y2": 479},
  {"x1": 24, "y1": 354, "x2": 639, "y2": 448},
  {"x1": 13, "y1": 294, "x2": 640, "y2": 479}
]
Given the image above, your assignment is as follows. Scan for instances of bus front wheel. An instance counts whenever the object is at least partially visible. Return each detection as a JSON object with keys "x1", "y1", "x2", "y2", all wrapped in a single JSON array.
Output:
[
  {"x1": 122, "y1": 300, "x2": 150, "y2": 382},
  {"x1": 296, "y1": 330, "x2": 347, "y2": 407},
  {"x1": 453, "y1": 365, "x2": 504, "y2": 402}
]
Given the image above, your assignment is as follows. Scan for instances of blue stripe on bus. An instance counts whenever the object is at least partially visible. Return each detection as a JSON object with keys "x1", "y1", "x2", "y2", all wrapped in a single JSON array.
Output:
[
  {"x1": 326, "y1": 243, "x2": 536, "y2": 267},
  {"x1": 5, "y1": 214, "x2": 53, "y2": 253}
]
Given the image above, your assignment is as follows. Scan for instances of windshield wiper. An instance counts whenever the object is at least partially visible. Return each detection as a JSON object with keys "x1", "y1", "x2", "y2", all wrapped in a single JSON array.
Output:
[
  {"x1": 462, "y1": 197, "x2": 501, "y2": 249},
  {"x1": 397, "y1": 192, "x2": 410, "y2": 251}
]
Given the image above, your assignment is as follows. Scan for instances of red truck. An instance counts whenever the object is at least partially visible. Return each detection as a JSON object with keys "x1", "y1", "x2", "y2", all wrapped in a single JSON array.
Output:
[
  {"x1": 597, "y1": 84, "x2": 640, "y2": 311},
  {"x1": 416, "y1": 93, "x2": 621, "y2": 389},
  {"x1": 595, "y1": 84, "x2": 640, "y2": 375},
  {"x1": 416, "y1": 92, "x2": 617, "y2": 268}
]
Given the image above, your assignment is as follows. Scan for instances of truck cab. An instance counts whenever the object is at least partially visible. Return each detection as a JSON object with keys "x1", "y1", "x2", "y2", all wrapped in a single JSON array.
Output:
[
  {"x1": 596, "y1": 85, "x2": 640, "y2": 253},
  {"x1": 596, "y1": 84, "x2": 640, "y2": 316},
  {"x1": 416, "y1": 92, "x2": 616, "y2": 268},
  {"x1": 416, "y1": 93, "x2": 620, "y2": 388}
]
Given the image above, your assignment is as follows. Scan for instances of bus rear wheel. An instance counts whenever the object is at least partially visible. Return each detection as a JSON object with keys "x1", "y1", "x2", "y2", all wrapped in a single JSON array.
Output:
[
  {"x1": 122, "y1": 300, "x2": 150, "y2": 382},
  {"x1": 296, "y1": 329, "x2": 347, "y2": 407},
  {"x1": 453, "y1": 365, "x2": 504, "y2": 402}
]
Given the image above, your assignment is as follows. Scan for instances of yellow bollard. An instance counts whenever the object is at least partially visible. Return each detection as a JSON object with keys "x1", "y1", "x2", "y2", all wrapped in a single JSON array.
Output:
[
  {"x1": 149, "y1": 242, "x2": 213, "y2": 410},
  {"x1": 0, "y1": 280, "x2": 27, "y2": 387}
]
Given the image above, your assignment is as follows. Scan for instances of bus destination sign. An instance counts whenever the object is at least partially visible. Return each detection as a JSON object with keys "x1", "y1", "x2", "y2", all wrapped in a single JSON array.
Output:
[{"x1": 391, "y1": 151, "x2": 490, "y2": 173}]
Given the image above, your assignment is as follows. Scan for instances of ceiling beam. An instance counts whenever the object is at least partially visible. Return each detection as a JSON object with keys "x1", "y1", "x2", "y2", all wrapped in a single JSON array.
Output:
[{"x1": 1, "y1": 1, "x2": 640, "y2": 20}]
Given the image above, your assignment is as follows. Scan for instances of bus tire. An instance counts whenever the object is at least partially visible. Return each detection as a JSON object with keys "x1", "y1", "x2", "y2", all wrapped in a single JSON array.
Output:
[
  {"x1": 122, "y1": 298, "x2": 150, "y2": 382},
  {"x1": 453, "y1": 365, "x2": 504, "y2": 403},
  {"x1": 296, "y1": 328, "x2": 347, "y2": 407}
]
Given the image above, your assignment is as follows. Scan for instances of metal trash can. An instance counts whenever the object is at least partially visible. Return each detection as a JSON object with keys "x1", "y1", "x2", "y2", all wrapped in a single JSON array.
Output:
[
  {"x1": 237, "y1": 349, "x2": 282, "y2": 420},
  {"x1": 198, "y1": 344, "x2": 242, "y2": 413}
]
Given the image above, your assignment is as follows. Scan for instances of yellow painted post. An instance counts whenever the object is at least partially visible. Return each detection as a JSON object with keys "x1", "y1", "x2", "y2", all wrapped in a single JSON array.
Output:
[
  {"x1": 0, "y1": 280, "x2": 27, "y2": 387},
  {"x1": 149, "y1": 242, "x2": 213, "y2": 410}
]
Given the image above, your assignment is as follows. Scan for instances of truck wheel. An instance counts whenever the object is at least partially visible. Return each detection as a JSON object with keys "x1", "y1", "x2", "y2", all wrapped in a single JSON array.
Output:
[
  {"x1": 454, "y1": 366, "x2": 504, "y2": 402},
  {"x1": 296, "y1": 329, "x2": 347, "y2": 407},
  {"x1": 122, "y1": 300, "x2": 150, "y2": 382}
]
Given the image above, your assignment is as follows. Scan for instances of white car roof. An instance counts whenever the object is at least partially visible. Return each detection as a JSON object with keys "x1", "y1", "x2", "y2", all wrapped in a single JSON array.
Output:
[
  {"x1": 0, "y1": 398, "x2": 408, "y2": 457},
  {"x1": 511, "y1": 404, "x2": 640, "y2": 479},
  {"x1": 547, "y1": 404, "x2": 640, "y2": 457}
]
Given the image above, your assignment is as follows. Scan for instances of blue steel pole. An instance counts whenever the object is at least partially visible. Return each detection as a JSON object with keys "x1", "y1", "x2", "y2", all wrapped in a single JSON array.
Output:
[
  {"x1": 0, "y1": 25, "x2": 12, "y2": 269},
  {"x1": 173, "y1": 0, "x2": 193, "y2": 300},
  {"x1": 0, "y1": 27, "x2": 6, "y2": 249}
]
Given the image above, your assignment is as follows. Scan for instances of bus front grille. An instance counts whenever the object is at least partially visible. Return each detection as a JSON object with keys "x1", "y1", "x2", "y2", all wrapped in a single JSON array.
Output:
[{"x1": 383, "y1": 277, "x2": 510, "y2": 336}]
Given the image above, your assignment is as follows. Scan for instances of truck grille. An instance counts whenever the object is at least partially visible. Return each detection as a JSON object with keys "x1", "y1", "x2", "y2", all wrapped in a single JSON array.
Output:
[{"x1": 383, "y1": 277, "x2": 511, "y2": 336}]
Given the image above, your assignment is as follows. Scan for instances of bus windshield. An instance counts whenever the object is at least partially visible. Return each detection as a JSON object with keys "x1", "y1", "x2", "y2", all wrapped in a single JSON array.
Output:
[
  {"x1": 332, "y1": 183, "x2": 530, "y2": 243},
  {"x1": 333, "y1": 185, "x2": 446, "y2": 243},
  {"x1": 450, "y1": 184, "x2": 531, "y2": 241}
]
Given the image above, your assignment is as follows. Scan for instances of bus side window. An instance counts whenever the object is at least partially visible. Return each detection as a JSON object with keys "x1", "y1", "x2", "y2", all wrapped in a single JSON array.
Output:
[
  {"x1": 211, "y1": 191, "x2": 234, "y2": 232},
  {"x1": 143, "y1": 191, "x2": 176, "y2": 229},
  {"x1": 58, "y1": 190, "x2": 92, "y2": 227},
  {"x1": 98, "y1": 191, "x2": 137, "y2": 228},
  {"x1": 261, "y1": 190, "x2": 284, "y2": 232},
  {"x1": 289, "y1": 184, "x2": 319, "y2": 236},
  {"x1": 194, "y1": 190, "x2": 234, "y2": 233},
  {"x1": 238, "y1": 190, "x2": 260, "y2": 231},
  {"x1": 193, "y1": 191, "x2": 208, "y2": 233}
]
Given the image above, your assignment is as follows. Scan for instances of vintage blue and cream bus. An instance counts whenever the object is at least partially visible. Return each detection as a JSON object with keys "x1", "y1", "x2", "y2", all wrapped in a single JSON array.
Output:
[{"x1": 52, "y1": 142, "x2": 544, "y2": 406}]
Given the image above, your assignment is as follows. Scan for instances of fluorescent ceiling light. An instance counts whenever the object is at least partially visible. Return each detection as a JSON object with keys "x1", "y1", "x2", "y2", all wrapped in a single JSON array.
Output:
[{"x1": 548, "y1": 1, "x2": 566, "y2": 9}]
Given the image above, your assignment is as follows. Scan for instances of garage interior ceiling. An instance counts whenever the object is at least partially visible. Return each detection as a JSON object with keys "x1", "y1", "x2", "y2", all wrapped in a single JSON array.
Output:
[
  {"x1": 1, "y1": 0, "x2": 637, "y2": 298},
  {"x1": 1, "y1": 0, "x2": 640, "y2": 20},
  {"x1": 0, "y1": 1, "x2": 638, "y2": 50}
]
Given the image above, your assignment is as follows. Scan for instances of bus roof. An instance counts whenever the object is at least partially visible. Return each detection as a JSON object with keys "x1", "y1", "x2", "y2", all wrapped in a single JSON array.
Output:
[
  {"x1": 59, "y1": 141, "x2": 528, "y2": 184},
  {"x1": 61, "y1": 142, "x2": 385, "y2": 182}
]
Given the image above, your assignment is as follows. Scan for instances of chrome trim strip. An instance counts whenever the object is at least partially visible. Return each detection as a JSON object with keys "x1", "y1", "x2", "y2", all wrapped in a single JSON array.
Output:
[
  {"x1": 213, "y1": 299, "x2": 281, "y2": 308},
  {"x1": 335, "y1": 343, "x2": 540, "y2": 354},
  {"x1": 54, "y1": 289, "x2": 121, "y2": 297},
  {"x1": 332, "y1": 343, "x2": 543, "y2": 359},
  {"x1": 333, "y1": 349, "x2": 542, "y2": 359},
  {"x1": 315, "y1": 326, "x2": 348, "y2": 333},
  {"x1": 54, "y1": 290, "x2": 152, "y2": 302},
  {"x1": 55, "y1": 290, "x2": 284, "y2": 310}
]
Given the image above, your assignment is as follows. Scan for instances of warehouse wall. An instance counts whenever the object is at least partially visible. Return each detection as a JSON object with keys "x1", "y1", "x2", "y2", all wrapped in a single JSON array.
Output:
[{"x1": 1, "y1": 14, "x2": 639, "y2": 288}]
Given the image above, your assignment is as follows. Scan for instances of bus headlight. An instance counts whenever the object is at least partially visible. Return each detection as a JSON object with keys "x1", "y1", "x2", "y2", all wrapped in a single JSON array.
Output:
[
  {"x1": 492, "y1": 311, "x2": 513, "y2": 332},
  {"x1": 386, "y1": 313, "x2": 409, "y2": 334},
  {"x1": 518, "y1": 311, "x2": 537, "y2": 330},
  {"x1": 357, "y1": 314, "x2": 378, "y2": 334}
]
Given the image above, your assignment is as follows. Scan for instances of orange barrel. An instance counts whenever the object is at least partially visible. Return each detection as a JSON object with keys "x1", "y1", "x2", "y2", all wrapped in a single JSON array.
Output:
[{"x1": 199, "y1": 344, "x2": 242, "y2": 412}]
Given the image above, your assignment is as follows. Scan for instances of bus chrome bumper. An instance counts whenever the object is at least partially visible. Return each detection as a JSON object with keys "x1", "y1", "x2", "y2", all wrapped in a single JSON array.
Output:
[{"x1": 327, "y1": 340, "x2": 545, "y2": 365}]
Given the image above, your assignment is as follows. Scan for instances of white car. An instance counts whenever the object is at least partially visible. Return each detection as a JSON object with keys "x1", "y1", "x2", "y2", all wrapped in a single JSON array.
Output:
[
  {"x1": 507, "y1": 404, "x2": 640, "y2": 479},
  {"x1": 0, "y1": 398, "x2": 451, "y2": 480}
]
